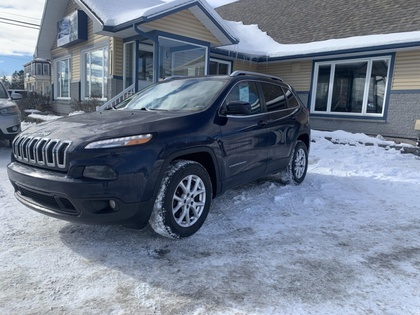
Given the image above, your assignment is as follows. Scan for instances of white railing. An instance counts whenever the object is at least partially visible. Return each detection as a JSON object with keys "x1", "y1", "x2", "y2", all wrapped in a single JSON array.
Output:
[{"x1": 97, "y1": 83, "x2": 136, "y2": 111}]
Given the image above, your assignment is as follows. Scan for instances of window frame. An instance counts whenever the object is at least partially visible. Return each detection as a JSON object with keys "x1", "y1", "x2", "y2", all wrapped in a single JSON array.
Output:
[
  {"x1": 157, "y1": 36, "x2": 208, "y2": 80},
  {"x1": 81, "y1": 45, "x2": 109, "y2": 100},
  {"x1": 54, "y1": 56, "x2": 71, "y2": 100},
  {"x1": 209, "y1": 58, "x2": 232, "y2": 75},
  {"x1": 310, "y1": 55, "x2": 392, "y2": 118}
]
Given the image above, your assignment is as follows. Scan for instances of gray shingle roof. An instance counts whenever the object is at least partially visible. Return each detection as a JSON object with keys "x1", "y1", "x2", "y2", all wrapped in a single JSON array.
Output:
[{"x1": 216, "y1": 0, "x2": 420, "y2": 44}]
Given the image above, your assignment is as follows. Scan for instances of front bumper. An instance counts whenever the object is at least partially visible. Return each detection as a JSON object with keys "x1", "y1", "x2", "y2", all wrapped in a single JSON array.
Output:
[
  {"x1": 0, "y1": 114, "x2": 21, "y2": 140},
  {"x1": 7, "y1": 162, "x2": 154, "y2": 227}
]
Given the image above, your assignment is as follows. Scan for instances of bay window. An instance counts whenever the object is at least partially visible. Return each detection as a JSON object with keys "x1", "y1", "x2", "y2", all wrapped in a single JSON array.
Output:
[
  {"x1": 311, "y1": 56, "x2": 391, "y2": 117},
  {"x1": 158, "y1": 37, "x2": 207, "y2": 80}
]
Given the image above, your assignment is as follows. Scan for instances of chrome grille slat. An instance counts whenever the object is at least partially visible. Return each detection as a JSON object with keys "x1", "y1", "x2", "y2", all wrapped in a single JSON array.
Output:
[{"x1": 12, "y1": 135, "x2": 72, "y2": 170}]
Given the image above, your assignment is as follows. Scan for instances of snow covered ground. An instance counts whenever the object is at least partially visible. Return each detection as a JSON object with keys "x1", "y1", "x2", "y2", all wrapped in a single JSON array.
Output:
[{"x1": 0, "y1": 130, "x2": 419, "y2": 314}]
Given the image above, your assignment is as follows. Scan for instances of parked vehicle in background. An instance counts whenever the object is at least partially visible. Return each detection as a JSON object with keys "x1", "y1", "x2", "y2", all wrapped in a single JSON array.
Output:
[
  {"x1": 0, "y1": 82, "x2": 21, "y2": 146},
  {"x1": 8, "y1": 89, "x2": 27, "y2": 100},
  {"x1": 7, "y1": 71, "x2": 310, "y2": 238}
]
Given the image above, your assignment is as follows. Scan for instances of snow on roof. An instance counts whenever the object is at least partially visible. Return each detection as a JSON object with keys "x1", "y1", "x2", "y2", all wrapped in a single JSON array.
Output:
[
  {"x1": 79, "y1": 0, "x2": 238, "y2": 46},
  {"x1": 82, "y1": 0, "x2": 220, "y2": 27},
  {"x1": 221, "y1": 21, "x2": 420, "y2": 58}
]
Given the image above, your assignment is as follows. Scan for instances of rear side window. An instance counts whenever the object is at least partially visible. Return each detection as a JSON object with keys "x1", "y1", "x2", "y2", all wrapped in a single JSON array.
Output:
[
  {"x1": 283, "y1": 87, "x2": 300, "y2": 109},
  {"x1": 260, "y1": 83, "x2": 287, "y2": 112}
]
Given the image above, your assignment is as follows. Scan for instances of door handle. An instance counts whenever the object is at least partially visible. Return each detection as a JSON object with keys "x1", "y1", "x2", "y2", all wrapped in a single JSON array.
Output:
[{"x1": 258, "y1": 120, "x2": 272, "y2": 127}]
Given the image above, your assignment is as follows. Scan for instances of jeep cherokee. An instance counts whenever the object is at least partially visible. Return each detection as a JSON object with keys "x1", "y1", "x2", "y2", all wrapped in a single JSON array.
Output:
[{"x1": 7, "y1": 71, "x2": 310, "y2": 238}]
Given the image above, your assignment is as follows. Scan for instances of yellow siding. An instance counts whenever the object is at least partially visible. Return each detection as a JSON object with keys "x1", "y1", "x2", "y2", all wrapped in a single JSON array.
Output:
[
  {"x1": 51, "y1": 1, "x2": 110, "y2": 81},
  {"x1": 257, "y1": 61, "x2": 312, "y2": 91},
  {"x1": 392, "y1": 50, "x2": 420, "y2": 90},
  {"x1": 233, "y1": 60, "x2": 258, "y2": 72},
  {"x1": 112, "y1": 38, "x2": 124, "y2": 77},
  {"x1": 144, "y1": 10, "x2": 221, "y2": 45}
]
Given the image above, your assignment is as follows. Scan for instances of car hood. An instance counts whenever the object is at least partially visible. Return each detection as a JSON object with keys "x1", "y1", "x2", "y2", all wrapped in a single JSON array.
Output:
[{"x1": 20, "y1": 109, "x2": 191, "y2": 145}]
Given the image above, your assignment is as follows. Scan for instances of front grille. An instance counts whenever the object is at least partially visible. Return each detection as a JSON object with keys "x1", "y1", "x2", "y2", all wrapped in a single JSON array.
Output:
[
  {"x1": 12, "y1": 135, "x2": 72, "y2": 170},
  {"x1": 15, "y1": 184, "x2": 78, "y2": 215}
]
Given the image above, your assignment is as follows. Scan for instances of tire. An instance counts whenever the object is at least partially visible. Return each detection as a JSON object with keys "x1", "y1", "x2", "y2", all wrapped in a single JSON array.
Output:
[
  {"x1": 149, "y1": 160, "x2": 212, "y2": 239},
  {"x1": 280, "y1": 140, "x2": 308, "y2": 185}
]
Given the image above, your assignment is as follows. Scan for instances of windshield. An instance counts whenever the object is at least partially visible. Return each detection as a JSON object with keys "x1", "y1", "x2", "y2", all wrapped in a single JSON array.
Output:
[{"x1": 117, "y1": 78, "x2": 227, "y2": 111}]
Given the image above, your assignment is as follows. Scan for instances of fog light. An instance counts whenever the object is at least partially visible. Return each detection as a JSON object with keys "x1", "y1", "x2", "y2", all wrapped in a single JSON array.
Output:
[
  {"x1": 12, "y1": 126, "x2": 18, "y2": 132},
  {"x1": 109, "y1": 200, "x2": 116, "y2": 209},
  {"x1": 83, "y1": 165, "x2": 117, "y2": 180}
]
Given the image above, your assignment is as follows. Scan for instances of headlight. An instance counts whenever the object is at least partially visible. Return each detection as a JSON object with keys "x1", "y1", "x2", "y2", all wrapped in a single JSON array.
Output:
[
  {"x1": 85, "y1": 134, "x2": 153, "y2": 149},
  {"x1": 0, "y1": 106, "x2": 18, "y2": 115}
]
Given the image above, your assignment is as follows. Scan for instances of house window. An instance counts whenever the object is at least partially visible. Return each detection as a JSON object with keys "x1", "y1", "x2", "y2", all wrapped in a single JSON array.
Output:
[
  {"x1": 158, "y1": 36, "x2": 207, "y2": 79},
  {"x1": 43, "y1": 64, "x2": 50, "y2": 76},
  {"x1": 123, "y1": 42, "x2": 135, "y2": 89},
  {"x1": 55, "y1": 57, "x2": 71, "y2": 99},
  {"x1": 36, "y1": 63, "x2": 42, "y2": 75},
  {"x1": 84, "y1": 47, "x2": 108, "y2": 99},
  {"x1": 209, "y1": 59, "x2": 231, "y2": 75},
  {"x1": 311, "y1": 56, "x2": 391, "y2": 117}
]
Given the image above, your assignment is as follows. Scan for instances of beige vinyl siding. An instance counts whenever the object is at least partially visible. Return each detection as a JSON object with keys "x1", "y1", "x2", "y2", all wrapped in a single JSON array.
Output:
[
  {"x1": 392, "y1": 50, "x2": 420, "y2": 90},
  {"x1": 257, "y1": 61, "x2": 312, "y2": 91},
  {"x1": 112, "y1": 38, "x2": 124, "y2": 77},
  {"x1": 143, "y1": 10, "x2": 221, "y2": 46},
  {"x1": 232, "y1": 60, "x2": 258, "y2": 72},
  {"x1": 51, "y1": 2, "x2": 110, "y2": 81}
]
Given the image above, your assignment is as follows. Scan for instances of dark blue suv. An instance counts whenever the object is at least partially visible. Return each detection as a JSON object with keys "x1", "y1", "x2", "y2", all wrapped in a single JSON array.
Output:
[{"x1": 8, "y1": 71, "x2": 310, "y2": 238}]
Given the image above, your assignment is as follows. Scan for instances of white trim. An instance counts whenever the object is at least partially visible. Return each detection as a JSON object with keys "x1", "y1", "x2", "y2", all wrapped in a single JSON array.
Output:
[
  {"x1": 81, "y1": 45, "x2": 109, "y2": 100},
  {"x1": 54, "y1": 55, "x2": 71, "y2": 100},
  {"x1": 210, "y1": 58, "x2": 232, "y2": 75}
]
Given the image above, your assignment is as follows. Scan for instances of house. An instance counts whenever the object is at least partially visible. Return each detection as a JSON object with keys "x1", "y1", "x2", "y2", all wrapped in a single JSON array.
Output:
[
  {"x1": 33, "y1": 0, "x2": 420, "y2": 140},
  {"x1": 215, "y1": 0, "x2": 420, "y2": 140},
  {"x1": 23, "y1": 58, "x2": 51, "y2": 96},
  {"x1": 34, "y1": 0, "x2": 239, "y2": 114}
]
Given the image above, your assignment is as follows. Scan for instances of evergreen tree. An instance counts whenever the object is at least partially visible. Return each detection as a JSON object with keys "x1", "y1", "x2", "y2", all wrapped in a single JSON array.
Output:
[{"x1": 9, "y1": 70, "x2": 24, "y2": 90}]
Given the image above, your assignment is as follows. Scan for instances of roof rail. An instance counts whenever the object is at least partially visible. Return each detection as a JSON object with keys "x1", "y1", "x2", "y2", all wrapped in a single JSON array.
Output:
[{"x1": 230, "y1": 70, "x2": 283, "y2": 82}]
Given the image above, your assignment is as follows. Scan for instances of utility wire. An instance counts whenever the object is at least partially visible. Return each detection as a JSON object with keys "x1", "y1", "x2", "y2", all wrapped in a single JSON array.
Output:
[
  {"x1": 0, "y1": 17, "x2": 40, "y2": 28},
  {"x1": 0, "y1": 10, "x2": 41, "y2": 22},
  {"x1": 0, "y1": 20, "x2": 39, "y2": 30}
]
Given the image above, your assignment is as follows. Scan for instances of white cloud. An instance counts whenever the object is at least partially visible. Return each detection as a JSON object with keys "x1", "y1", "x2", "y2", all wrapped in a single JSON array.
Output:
[{"x1": 0, "y1": 0, "x2": 45, "y2": 56}]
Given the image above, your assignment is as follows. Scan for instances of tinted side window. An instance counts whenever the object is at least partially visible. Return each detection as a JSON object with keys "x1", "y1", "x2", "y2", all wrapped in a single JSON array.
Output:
[
  {"x1": 225, "y1": 81, "x2": 261, "y2": 115},
  {"x1": 260, "y1": 83, "x2": 287, "y2": 112},
  {"x1": 283, "y1": 87, "x2": 300, "y2": 109}
]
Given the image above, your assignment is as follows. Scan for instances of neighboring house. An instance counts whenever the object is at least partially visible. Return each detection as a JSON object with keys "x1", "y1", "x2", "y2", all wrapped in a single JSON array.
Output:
[
  {"x1": 33, "y1": 0, "x2": 420, "y2": 139},
  {"x1": 23, "y1": 58, "x2": 51, "y2": 96}
]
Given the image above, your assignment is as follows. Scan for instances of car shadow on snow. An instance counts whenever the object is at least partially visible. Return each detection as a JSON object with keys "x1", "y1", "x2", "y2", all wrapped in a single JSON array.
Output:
[{"x1": 56, "y1": 174, "x2": 358, "y2": 313}]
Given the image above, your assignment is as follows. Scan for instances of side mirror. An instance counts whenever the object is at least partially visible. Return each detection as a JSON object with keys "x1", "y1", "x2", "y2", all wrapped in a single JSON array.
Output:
[
  {"x1": 225, "y1": 101, "x2": 252, "y2": 115},
  {"x1": 10, "y1": 92, "x2": 23, "y2": 101}
]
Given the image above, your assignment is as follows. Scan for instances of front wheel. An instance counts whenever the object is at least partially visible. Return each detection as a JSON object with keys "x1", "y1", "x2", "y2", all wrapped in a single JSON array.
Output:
[
  {"x1": 149, "y1": 160, "x2": 212, "y2": 239},
  {"x1": 280, "y1": 140, "x2": 308, "y2": 185}
]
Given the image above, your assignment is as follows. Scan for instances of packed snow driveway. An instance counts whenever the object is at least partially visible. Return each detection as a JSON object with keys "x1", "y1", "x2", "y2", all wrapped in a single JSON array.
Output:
[{"x1": 1, "y1": 131, "x2": 419, "y2": 314}]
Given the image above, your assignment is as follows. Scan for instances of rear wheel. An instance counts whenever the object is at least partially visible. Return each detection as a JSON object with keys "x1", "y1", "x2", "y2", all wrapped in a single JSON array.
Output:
[
  {"x1": 149, "y1": 160, "x2": 212, "y2": 239},
  {"x1": 280, "y1": 140, "x2": 308, "y2": 185}
]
